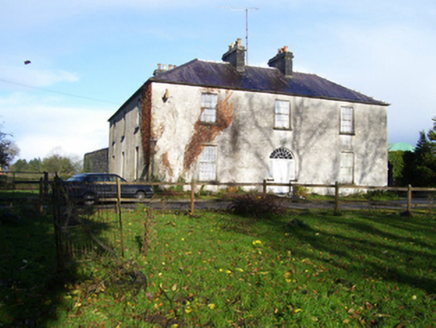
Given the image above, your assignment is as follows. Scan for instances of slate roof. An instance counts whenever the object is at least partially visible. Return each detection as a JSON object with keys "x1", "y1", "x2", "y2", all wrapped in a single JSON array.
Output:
[{"x1": 149, "y1": 59, "x2": 388, "y2": 106}]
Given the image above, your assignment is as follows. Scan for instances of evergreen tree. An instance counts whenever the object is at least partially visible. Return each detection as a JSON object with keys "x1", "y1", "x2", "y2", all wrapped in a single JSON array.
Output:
[
  {"x1": 428, "y1": 117, "x2": 436, "y2": 142},
  {"x1": 402, "y1": 118, "x2": 436, "y2": 186}
]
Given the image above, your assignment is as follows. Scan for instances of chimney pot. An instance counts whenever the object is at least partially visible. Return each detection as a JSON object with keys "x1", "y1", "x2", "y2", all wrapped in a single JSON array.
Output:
[
  {"x1": 169, "y1": 64, "x2": 173, "y2": 70},
  {"x1": 153, "y1": 63, "x2": 167, "y2": 76}
]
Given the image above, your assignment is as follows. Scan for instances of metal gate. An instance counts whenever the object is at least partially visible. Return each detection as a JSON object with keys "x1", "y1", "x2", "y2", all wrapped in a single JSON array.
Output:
[{"x1": 51, "y1": 176, "x2": 123, "y2": 269}]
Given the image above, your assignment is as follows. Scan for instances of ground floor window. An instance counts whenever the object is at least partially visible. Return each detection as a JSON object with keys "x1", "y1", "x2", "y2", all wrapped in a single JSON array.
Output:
[
  {"x1": 340, "y1": 152, "x2": 354, "y2": 184},
  {"x1": 199, "y1": 146, "x2": 217, "y2": 181}
]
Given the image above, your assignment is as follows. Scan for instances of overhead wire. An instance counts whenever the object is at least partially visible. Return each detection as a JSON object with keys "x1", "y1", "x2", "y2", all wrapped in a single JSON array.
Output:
[{"x1": 0, "y1": 77, "x2": 121, "y2": 106}]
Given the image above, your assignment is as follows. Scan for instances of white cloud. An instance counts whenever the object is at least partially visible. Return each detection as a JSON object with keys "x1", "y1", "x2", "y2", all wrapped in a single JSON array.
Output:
[
  {"x1": 0, "y1": 93, "x2": 112, "y2": 161},
  {"x1": 0, "y1": 65, "x2": 79, "y2": 89}
]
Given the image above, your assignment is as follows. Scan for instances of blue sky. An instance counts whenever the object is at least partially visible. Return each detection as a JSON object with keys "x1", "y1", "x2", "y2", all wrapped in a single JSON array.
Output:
[{"x1": 1, "y1": 0, "x2": 435, "y2": 161}]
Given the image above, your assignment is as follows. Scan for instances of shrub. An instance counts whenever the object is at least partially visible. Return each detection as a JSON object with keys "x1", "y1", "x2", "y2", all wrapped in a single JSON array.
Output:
[
  {"x1": 227, "y1": 193, "x2": 286, "y2": 219},
  {"x1": 364, "y1": 190, "x2": 399, "y2": 201},
  {"x1": 293, "y1": 185, "x2": 310, "y2": 198}
]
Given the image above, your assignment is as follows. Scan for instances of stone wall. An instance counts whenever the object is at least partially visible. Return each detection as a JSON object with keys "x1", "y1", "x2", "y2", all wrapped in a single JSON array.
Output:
[{"x1": 83, "y1": 148, "x2": 109, "y2": 173}]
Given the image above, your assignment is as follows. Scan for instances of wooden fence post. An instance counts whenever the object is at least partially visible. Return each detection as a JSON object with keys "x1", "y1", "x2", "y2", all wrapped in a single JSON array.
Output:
[
  {"x1": 44, "y1": 171, "x2": 49, "y2": 197},
  {"x1": 39, "y1": 177, "x2": 44, "y2": 214},
  {"x1": 191, "y1": 179, "x2": 195, "y2": 214},
  {"x1": 334, "y1": 181, "x2": 340, "y2": 214},
  {"x1": 407, "y1": 184, "x2": 412, "y2": 213},
  {"x1": 52, "y1": 175, "x2": 63, "y2": 270},
  {"x1": 116, "y1": 177, "x2": 124, "y2": 257},
  {"x1": 12, "y1": 171, "x2": 16, "y2": 191}
]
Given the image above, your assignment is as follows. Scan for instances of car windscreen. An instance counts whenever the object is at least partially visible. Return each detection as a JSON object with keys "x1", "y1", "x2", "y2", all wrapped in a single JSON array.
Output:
[{"x1": 67, "y1": 176, "x2": 86, "y2": 181}]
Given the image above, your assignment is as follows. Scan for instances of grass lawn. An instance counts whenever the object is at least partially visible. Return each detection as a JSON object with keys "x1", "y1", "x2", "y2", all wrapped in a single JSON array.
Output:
[{"x1": 1, "y1": 205, "x2": 435, "y2": 327}]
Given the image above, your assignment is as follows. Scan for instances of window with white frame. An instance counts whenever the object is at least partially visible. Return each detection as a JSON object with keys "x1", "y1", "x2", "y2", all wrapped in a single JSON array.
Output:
[
  {"x1": 274, "y1": 100, "x2": 290, "y2": 129},
  {"x1": 199, "y1": 146, "x2": 217, "y2": 181},
  {"x1": 340, "y1": 152, "x2": 354, "y2": 184},
  {"x1": 340, "y1": 106, "x2": 354, "y2": 134},
  {"x1": 200, "y1": 93, "x2": 218, "y2": 123}
]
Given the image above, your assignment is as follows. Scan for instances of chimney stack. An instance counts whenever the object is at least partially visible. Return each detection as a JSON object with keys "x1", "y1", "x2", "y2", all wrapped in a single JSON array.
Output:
[
  {"x1": 222, "y1": 38, "x2": 246, "y2": 73},
  {"x1": 268, "y1": 46, "x2": 294, "y2": 78}
]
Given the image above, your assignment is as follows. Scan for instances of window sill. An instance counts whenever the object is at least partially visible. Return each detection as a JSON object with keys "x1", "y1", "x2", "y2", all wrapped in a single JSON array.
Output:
[
  {"x1": 198, "y1": 180, "x2": 218, "y2": 184},
  {"x1": 273, "y1": 127, "x2": 292, "y2": 131},
  {"x1": 339, "y1": 132, "x2": 355, "y2": 136}
]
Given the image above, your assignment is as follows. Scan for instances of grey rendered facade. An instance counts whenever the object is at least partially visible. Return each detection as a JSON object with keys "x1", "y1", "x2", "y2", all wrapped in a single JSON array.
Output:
[{"x1": 108, "y1": 40, "x2": 389, "y2": 194}]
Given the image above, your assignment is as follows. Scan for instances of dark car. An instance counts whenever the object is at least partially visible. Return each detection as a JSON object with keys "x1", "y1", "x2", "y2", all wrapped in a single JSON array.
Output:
[{"x1": 65, "y1": 173, "x2": 153, "y2": 205}]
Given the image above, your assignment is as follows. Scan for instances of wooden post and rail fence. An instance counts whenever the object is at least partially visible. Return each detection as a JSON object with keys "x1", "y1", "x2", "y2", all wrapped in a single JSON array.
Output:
[
  {"x1": 140, "y1": 180, "x2": 432, "y2": 214},
  {"x1": 1, "y1": 171, "x2": 435, "y2": 214}
]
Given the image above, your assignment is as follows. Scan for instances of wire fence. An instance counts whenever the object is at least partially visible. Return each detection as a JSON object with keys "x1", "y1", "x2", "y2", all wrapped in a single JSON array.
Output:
[{"x1": 51, "y1": 176, "x2": 125, "y2": 269}]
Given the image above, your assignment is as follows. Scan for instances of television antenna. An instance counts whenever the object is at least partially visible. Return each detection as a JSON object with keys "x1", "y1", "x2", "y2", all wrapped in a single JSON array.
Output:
[{"x1": 220, "y1": 6, "x2": 260, "y2": 64}]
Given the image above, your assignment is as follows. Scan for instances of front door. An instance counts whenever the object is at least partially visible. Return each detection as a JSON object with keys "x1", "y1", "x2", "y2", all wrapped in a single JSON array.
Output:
[{"x1": 269, "y1": 148, "x2": 295, "y2": 194}]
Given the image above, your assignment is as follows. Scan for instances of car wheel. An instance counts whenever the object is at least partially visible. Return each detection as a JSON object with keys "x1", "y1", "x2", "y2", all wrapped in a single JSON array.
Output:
[
  {"x1": 83, "y1": 193, "x2": 95, "y2": 206},
  {"x1": 135, "y1": 191, "x2": 146, "y2": 199}
]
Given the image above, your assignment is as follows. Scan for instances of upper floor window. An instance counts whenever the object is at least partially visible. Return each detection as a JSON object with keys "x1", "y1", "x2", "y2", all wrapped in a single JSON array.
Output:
[
  {"x1": 200, "y1": 93, "x2": 217, "y2": 123},
  {"x1": 274, "y1": 100, "x2": 290, "y2": 129},
  {"x1": 137, "y1": 108, "x2": 141, "y2": 126},
  {"x1": 340, "y1": 106, "x2": 354, "y2": 134}
]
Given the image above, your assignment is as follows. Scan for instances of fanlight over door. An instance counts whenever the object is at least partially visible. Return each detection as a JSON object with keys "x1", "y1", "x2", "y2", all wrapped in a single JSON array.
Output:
[{"x1": 269, "y1": 148, "x2": 295, "y2": 194}]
